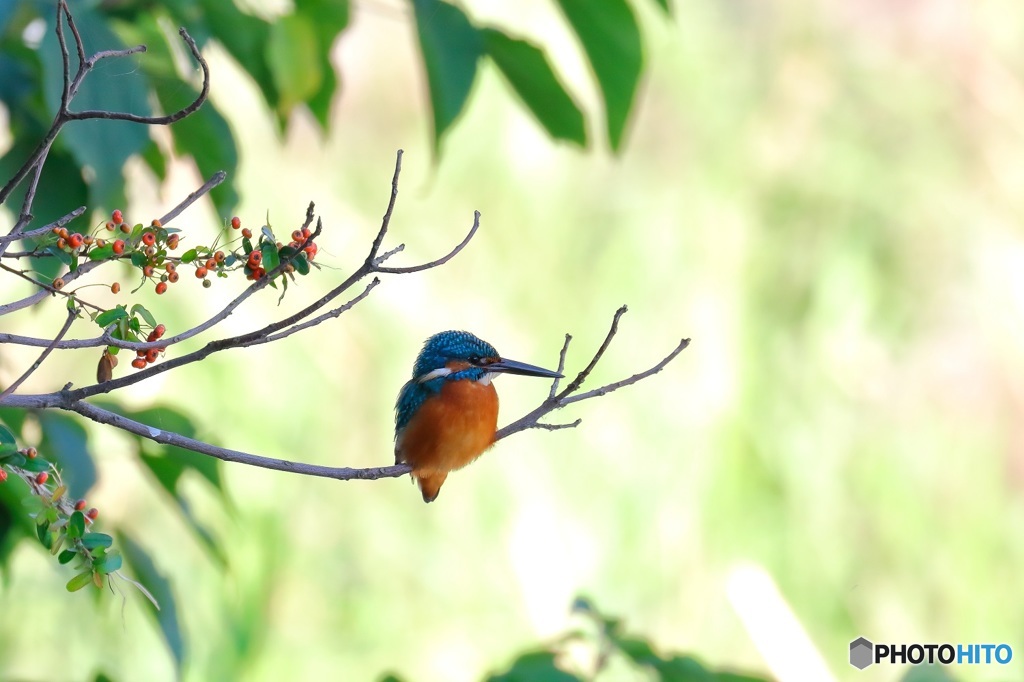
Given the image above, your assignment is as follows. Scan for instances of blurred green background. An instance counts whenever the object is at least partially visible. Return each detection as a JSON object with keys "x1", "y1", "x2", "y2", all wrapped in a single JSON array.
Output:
[{"x1": 1, "y1": 0, "x2": 1023, "y2": 680}]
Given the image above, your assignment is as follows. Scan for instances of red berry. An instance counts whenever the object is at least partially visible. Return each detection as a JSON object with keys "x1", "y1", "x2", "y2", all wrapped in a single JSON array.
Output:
[
  {"x1": 74, "y1": 499, "x2": 87, "y2": 511},
  {"x1": 141, "y1": 232, "x2": 156, "y2": 246},
  {"x1": 111, "y1": 282, "x2": 121, "y2": 294},
  {"x1": 301, "y1": 227, "x2": 311, "y2": 239},
  {"x1": 25, "y1": 447, "x2": 37, "y2": 459},
  {"x1": 241, "y1": 228, "x2": 252, "y2": 239},
  {"x1": 112, "y1": 209, "x2": 123, "y2": 224},
  {"x1": 205, "y1": 258, "x2": 216, "y2": 270},
  {"x1": 155, "y1": 281, "x2": 167, "y2": 295},
  {"x1": 35, "y1": 472, "x2": 48, "y2": 485},
  {"x1": 304, "y1": 243, "x2": 318, "y2": 261},
  {"x1": 167, "y1": 234, "x2": 179, "y2": 250},
  {"x1": 292, "y1": 230, "x2": 303, "y2": 242},
  {"x1": 168, "y1": 271, "x2": 179, "y2": 283},
  {"x1": 67, "y1": 233, "x2": 83, "y2": 249},
  {"x1": 0, "y1": 469, "x2": 6, "y2": 483},
  {"x1": 230, "y1": 216, "x2": 241, "y2": 229},
  {"x1": 112, "y1": 239, "x2": 125, "y2": 255},
  {"x1": 86, "y1": 508, "x2": 99, "y2": 520},
  {"x1": 154, "y1": 324, "x2": 166, "y2": 338},
  {"x1": 195, "y1": 266, "x2": 208, "y2": 279},
  {"x1": 214, "y1": 250, "x2": 225, "y2": 263},
  {"x1": 131, "y1": 357, "x2": 147, "y2": 369},
  {"x1": 247, "y1": 251, "x2": 262, "y2": 265},
  {"x1": 145, "y1": 348, "x2": 159, "y2": 364}
]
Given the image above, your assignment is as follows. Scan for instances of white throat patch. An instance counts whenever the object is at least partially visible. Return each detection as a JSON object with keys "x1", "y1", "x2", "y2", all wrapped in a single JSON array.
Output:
[{"x1": 416, "y1": 367, "x2": 452, "y2": 383}]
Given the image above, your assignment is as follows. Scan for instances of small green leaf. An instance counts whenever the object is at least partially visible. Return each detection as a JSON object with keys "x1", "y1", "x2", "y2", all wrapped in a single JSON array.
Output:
[
  {"x1": 82, "y1": 532, "x2": 113, "y2": 550},
  {"x1": 482, "y1": 29, "x2": 585, "y2": 146},
  {"x1": 58, "y1": 549, "x2": 78, "y2": 564},
  {"x1": 412, "y1": 0, "x2": 483, "y2": 151},
  {"x1": 66, "y1": 570, "x2": 94, "y2": 592},
  {"x1": 0, "y1": 424, "x2": 16, "y2": 445},
  {"x1": 261, "y1": 241, "x2": 280, "y2": 271},
  {"x1": 130, "y1": 251, "x2": 148, "y2": 267},
  {"x1": 261, "y1": 225, "x2": 276, "y2": 242},
  {"x1": 17, "y1": 456, "x2": 50, "y2": 472},
  {"x1": 294, "y1": 253, "x2": 310, "y2": 275},
  {"x1": 36, "y1": 521, "x2": 52, "y2": 548},
  {"x1": 95, "y1": 550, "x2": 122, "y2": 574},
  {"x1": 242, "y1": 237, "x2": 253, "y2": 254},
  {"x1": 68, "y1": 511, "x2": 86, "y2": 540},
  {"x1": 180, "y1": 249, "x2": 198, "y2": 264},
  {"x1": 487, "y1": 650, "x2": 581, "y2": 682},
  {"x1": 131, "y1": 304, "x2": 157, "y2": 328},
  {"x1": 95, "y1": 305, "x2": 128, "y2": 328},
  {"x1": 88, "y1": 244, "x2": 114, "y2": 260},
  {"x1": 70, "y1": 253, "x2": 79, "y2": 272}
]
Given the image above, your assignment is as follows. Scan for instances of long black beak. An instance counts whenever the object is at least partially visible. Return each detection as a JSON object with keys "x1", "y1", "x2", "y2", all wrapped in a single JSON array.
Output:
[{"x1": 488, "y1": 357, "x2": 563, "y2": 379}]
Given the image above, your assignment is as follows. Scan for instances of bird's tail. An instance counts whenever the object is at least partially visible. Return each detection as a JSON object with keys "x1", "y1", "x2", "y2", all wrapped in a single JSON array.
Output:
[{"x1": 415, "y1": 470, "x2": 448, "y2": 503}]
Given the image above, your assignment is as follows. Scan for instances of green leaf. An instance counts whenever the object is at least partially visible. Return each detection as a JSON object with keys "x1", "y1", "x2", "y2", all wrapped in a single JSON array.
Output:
[
  {"x1": 68, "y1": 511, "x2": 86, "y2": 540},
  {"x1": 242, "y1": 237, "x2": 254, "y2": 255},
  {"x1": 66, "y1": 570, "x2": 94, "y2": 592},
  {"x1": 650, "y1": 0, "x2": 672, "y2": 14},
  {"x1": 82, "y1": 532, "x2": 113, "y2": 550},
  {"x1": 294, "y1": 253, "x2": 310, "y2": 276},
  {"x1": 294, "y1": 0, "x2": 349, "y2": 128},
  {"x1": 261, "y1": 240, "x2": 280, "y2": 271},
  {"x1": 0, "y1": 424, "x2": 15, "y2": 446},
  {"x1": 119, "y1": 532, "x2": 183, "y2": 671},
  {"x1": 487, "y1": 651, "x2": 581, "y2": 682},
  {"x1": 131, "y1": 304, "x2": 157, "y2": 328},
  {"x1": 411, "y1": 0, "x2": 483, "y2": 151},
  {"x1": 554, "y1": 0, "x2": 643, "y2": 151},
  {"x1": 180, "y1": 248, "x2": 198, "y2": 264},
  {"x1": 58, "y1": 549, "x2": 78, "y2": 564},
  {"x1": 95, "y1": 305, "x2": 129, "y2": 328},
  {"x1": 36, "y1": 520, "x2": 52, "y2": 548},
  {"x1": 88, "y1": 244, "x2": 115, "y2": 260},
  {"x1": 482, "y1": 29, "x2": 585, "y2": 146},
  {"x1": 130, "y1": 251, "x2": 148, "y2": 267},
  {"x1": 17, "y1": 457, "x2": 49, "y2": 472},
  {"x1": 37, "y1": 412, "x2": 96, "y2": 498},
  {"x1": 95, "y1": 550, "x2": 122, "y2": 574},
  {"x1": 268, "y1": 14, "x2": 323, "y2": 116}
]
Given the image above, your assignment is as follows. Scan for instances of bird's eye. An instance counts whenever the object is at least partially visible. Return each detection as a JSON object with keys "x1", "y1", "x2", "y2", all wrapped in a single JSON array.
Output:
[{"x1": 468, "y1": 354, "x2": 481, "y2": 364}]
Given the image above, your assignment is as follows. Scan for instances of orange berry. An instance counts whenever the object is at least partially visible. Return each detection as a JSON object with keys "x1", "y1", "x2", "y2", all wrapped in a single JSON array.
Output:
[
  {"x1": 145, "y1": 348, "x2": 159, "y2": 364},
  {"x1": 144, "y1": 245, "x2": 157, "y2": 258},
  {"x1": 195, "y1": 266, "x2": 208, "y2": 279},
  {"x1": 86, "y1": 507, "x2": 99, "y2": 520},
  {"x1": 304, "y1": 243, "x2": 318, "y2": 261},
  {"x1": 168, "y1": 271, "x2": 179, "y2": 283},
  {"x1": 83, "y1": 235, "x2": 93, "y2": 246},
  {"x1": 35, "y1": 472, "x2": 48, "y2": 485},
  {"x1": 167, "y1": 234, "x2": 179, "y2": 249},
  {"x1": 155, "y1": 281, "x2": 167, "y2": 295},
  {"x1": 105, "y1": 221, "x2": 115, "y2": 231},
  {"x1": 74, "y1": 499, "x2": 87, "y2": 511},
  {"x1": 255, "y1": 267, "x2": 266, "y2": 279},
  {"x1": 131, "y1": 357, "x2": 147, "y2": 369},
  {"x1": 230, "y1": 216, "x2": 241, "y2": 229},
  {"x1": 112, "y1": 239, "x2": 125, "y2": 254},
  {"x1": 56, "y1": 237, "x2": 67, "y2": 249},
  {"x1": 164, "y1": 262, "x2": 175, "y2": 273},
  {"x1": 52, "y1": 227, "x2": 62, "y2": 235},
  {"x1": 154, "y1": 324, "x2": 166, "y2": 338},
  {"x1": 141, "y1": 232, "x2": 156, "y2": 246},
  {"x1": 0, "y1": 469, "x2": 7, "y2": 483},
  {"x1": 112, "y1": 209, "x2": 123, "y2": 224},
  {"x1": 151, "y1": 219, "x2": 162, "y2": 228},
  {"x1": 205, "y1": 258, "x2": 216, "y2": 270},
  {"x1": 25, "y1": 447, "x2": 37, "y2": 459},
  {"x1": 58, "y1": 228, "x2": 69, "y2": 240},
  {"x1": 67, "y1": 234, "x2": 83, "y2": 249},
  {"x1": 95, "y1": 238, "x2": 106, "y2": 248},
  {"x1": 52, "y1": 277, "x2": 65, "y2": 290},
  {"x1": 292, "y1": 230, "x2": 303, "y2": 242},
  {"x1": 302, "y1": 227, "x2": 311, "y2": 239},
  {"x1": 241, "y1": 228, "x2": 252, "y2": 239},
  {"x1": 142, "y1": 265, "x2": 154, "y2": 277},
  {"x1": 119, "y1": 223, "x2": 131, "y2": 233},
  {"x1": 111, "y1": 282, "x2": 120, "y2": 294},
  {"x1": 214, "y1": 250, "x2": 225, "y2": 263}
]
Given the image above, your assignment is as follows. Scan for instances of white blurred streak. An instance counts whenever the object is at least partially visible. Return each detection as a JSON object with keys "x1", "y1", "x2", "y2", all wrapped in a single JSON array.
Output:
[{"x1": 726, "y1": 563, "x2": 837, "y2": 682}]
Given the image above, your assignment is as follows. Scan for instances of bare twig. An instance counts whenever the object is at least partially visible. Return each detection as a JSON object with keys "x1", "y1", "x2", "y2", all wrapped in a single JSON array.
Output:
[
  {"x1": 0, "y1": 206, "x2": 86, "y2": 247},
  {"x1": 0, "y1": 307, "x2": 77, "y2": 400}
]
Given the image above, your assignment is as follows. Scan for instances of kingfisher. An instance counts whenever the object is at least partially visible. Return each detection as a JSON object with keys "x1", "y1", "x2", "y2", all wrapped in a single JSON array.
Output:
[{"x1": 395, "y1": 330, "x2": 563, "y2": 502}]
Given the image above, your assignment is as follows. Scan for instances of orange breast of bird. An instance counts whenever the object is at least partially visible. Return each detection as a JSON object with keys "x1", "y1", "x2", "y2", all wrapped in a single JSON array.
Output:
[{"x1": 396, "y1": 376, "x2": 499, "y2": 502}]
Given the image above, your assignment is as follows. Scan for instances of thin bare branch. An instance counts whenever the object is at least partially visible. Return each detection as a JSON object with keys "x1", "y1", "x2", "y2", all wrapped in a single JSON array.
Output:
[
  {"x1": 160, "y1": 171, "x2": 226, "y2": 225},
  {"x1": 0, "y1": 260, "x2": 106, "y2": 317},
  {"x1": 562, "y1": 338, "x2": 691, "y2": 405},
  {"x1": 548, "y1": 334, "x2": 572, "y2": 400},
  {"x1": 366, "y1": 149, "x2": 403, "y2": 261},
  {"x1": 0, "y1": 307, "x2": 77, "y2": 400},
  {"x1": 264, "y1": 278, "x2": 380, "y2": 343},
  {"x1": 375, "y1": 210, "x2": 480, "y2": 274},
  {"x1": 556, "y1": 305, "x2": 627, "y2": 399},
  {"x1": 0, "y1": 207, "x2": 86, "y2": 247}
]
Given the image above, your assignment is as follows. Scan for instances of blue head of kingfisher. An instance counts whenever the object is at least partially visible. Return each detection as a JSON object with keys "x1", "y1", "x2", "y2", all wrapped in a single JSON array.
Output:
[{"x1": 394, "y1": 330, "x2": 562, "y2": 502}]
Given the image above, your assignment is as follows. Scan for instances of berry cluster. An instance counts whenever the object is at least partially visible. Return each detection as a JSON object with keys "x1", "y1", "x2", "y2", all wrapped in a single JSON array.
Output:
[{"x1": 130, "y1": 323, "x2": 167, "y2": 369}]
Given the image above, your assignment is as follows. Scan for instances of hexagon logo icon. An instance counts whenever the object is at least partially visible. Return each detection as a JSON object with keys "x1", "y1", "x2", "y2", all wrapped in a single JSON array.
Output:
[{"x1": 850, "y1": 637, "x2": 874, "y2": 670}]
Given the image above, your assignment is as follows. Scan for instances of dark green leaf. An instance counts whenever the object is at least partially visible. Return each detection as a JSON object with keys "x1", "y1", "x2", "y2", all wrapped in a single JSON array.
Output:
[
  {"x1": 119, "y1": 532, "x2": 183, "y2": 671},
  {"x1": 36, "y1": 520, "x2": 52, "y2": 548},
  {"x1": 17, "y1": 456, "x2": 49, "y2": 472},
  {"x1": 66, "y1": 570, "x2": 94, "y2": 592},
  {"x1": 58, "y1": 549, "x2": 78, "y2": 564},
  {"x1": 242, "y1": 237, "x2": 253, "y2": 254},
  {"x1": 180, "y1": 248, "x2": 198, "y2": 264},
  {"x1": 131, "y1": 304, "x2": 157, "y2": 328},
  {"x1": 95, "y1": 550, "x2": 122, "y2": 574},
  {"x1": 0, "y1": 424, "x2": 15, "y2": 446},
  {"x1": 95, "y1": 306, "x2": 129, "y2": 328},
  {"x1": 261, "y1": 240, "x2": 280, "y2": 271},
  {"x1": 131, "y1": 251, "x2": 148, "y2": 267},
  {"x1": 294, "y1": 0, "x2": 349, "y2": 128},
  {"x1": 196, "y1": 0, "x2": 278, "y2": 114},
  {"x1": 37, "y1": 412, "x2": 96, "y2": 498},
  {"x1": 88, "y1": 243, "x2": 115, "y2": 260},
  {"x1": 82, "y1": 532, "x2": 113, "y2": 550},
  {"x1": 554, "y1": 0, "x2": 643, "y2": 151},
  {"x1": 294, "y1": 253, "x2": 310, "y2": 276},
  {"x1": 650, "y1": 0, "x2": 671, "y2": 14},
  {"x1": 482, "y1": 29, "x2": 585, "y2": 146},
  {"x1": 268, "y1": 14, "x2": 322, "y2": 116},
  {"x1": 411, "y1": 0, "x2": 483, "y2": 150},
  {"x1": 488, "y1": 650, "x2": 581, "y2": 682},
  {"x1": 68, "y1": 511, "x2": 86, "y2": 540}
]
